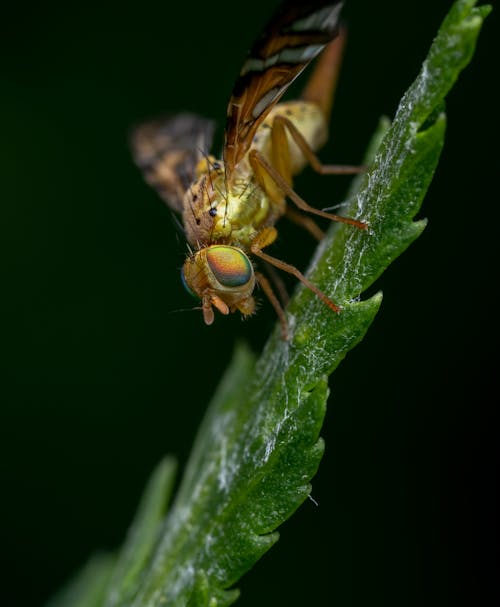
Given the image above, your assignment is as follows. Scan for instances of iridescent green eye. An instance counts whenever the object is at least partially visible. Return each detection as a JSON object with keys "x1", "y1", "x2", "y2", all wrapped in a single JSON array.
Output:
[{"x1": 206, "y1": 246, "x2": 253, "y2": 287}]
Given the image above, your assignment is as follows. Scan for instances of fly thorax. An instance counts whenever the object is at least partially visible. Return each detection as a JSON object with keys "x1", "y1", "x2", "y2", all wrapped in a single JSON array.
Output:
[{"x1": 220, "y1": 179, "x2": 271, "y2": 242}]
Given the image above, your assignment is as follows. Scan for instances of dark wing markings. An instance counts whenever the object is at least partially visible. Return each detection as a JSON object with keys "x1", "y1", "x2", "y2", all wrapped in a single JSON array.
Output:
[
  {"x1": 223, "y1": 0, "x2": 344, "y2": 179},
  {"x1": 131, "y1": 113, "x2": 215, "y2": 213}
]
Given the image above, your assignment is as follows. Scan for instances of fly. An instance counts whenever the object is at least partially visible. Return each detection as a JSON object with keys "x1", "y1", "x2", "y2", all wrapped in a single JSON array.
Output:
[{"x1": 131, "y1": 0, "x2": 367, "y2": 339}]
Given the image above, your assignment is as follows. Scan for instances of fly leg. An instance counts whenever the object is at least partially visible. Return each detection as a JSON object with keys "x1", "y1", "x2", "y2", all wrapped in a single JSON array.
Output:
[
  {"x1": 272, "y1": 114, "x2": 366, "y2": 176},
  {"x1": 249, "y1": 148, "x2": 367, "y2": 230},
  {"x1": 261, "y1": 262, "x2": 290, "y2": 308},
  {"x1": 251, "y1": 226, "x2": 341, "y2": 329},
  {"x1": 255, "y1": 271, "x2": 288, "y2": 340},
  {"x1": 285, "y1": 207, "x2": 325, "y2": 241}
]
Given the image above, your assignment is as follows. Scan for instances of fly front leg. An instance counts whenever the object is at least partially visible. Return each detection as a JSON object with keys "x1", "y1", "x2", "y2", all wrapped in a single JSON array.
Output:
[{"x1": 251, "y1": 226, "x2": 341, "y2": 333}]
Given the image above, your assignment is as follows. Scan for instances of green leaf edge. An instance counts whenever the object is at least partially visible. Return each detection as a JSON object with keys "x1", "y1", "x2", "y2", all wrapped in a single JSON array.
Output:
[
  {"x1": 44, "y1": 554, "x2": 116, "y2": 607},
  {"x1": 44, "y1": 458, "x2": 177, "y2": 607},
  {"x1": 104, "y1": 457, "x2": 178, "y2": 607}
]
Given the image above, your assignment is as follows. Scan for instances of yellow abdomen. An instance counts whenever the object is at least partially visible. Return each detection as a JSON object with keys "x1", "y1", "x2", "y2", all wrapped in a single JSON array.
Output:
[{"x1": 250, "y1": 100, "x2": 328, "y2": 175}]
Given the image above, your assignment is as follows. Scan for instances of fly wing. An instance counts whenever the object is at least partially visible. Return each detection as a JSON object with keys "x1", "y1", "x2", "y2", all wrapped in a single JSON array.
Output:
[
  {"x1": 224, "y1": 0, "x2": 344, "y2": 180},
  {"x1": 130, "y1": 113, "x2": 215, "y2": 213}
]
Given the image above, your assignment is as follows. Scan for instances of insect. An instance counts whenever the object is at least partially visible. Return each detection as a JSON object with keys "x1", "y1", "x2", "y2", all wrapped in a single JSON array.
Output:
[{"x1": 131, "y1": 0, "x2": 367, "y2": 339}]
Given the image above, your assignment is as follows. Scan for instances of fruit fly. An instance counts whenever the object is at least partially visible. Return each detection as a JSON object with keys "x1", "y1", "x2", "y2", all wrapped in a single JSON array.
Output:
[{"x1": 131, "y1": 0, "x2": 367, "y2": 339}]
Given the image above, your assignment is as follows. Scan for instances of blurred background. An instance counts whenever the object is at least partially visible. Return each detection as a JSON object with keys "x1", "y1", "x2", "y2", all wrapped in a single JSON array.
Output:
[{"x1": 1, "y1": 1, "x2": 497, "y2": 605}]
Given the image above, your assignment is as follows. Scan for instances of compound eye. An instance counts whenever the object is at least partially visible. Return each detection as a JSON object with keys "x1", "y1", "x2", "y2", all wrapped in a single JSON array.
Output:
[
  {"x1": 181, "y1": 267, "x2": 198, "y2": 299},
  {"x1": 206, "y1": 246, "x2": 253, "y2": 288}
]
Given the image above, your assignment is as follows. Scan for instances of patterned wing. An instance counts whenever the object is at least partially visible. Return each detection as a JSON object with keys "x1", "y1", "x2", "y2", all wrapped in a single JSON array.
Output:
[
  {"x1": 224, "y1": 0, "x2": 344, "y2": 179},
  {"x1": 131, "y1": 113, "x2": 215, "y2": 213}
]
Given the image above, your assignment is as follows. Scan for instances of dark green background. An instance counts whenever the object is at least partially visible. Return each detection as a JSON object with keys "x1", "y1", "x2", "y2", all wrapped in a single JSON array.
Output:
[{"x1": 1, "y1": 1, "x2": 496, "y2": 606}]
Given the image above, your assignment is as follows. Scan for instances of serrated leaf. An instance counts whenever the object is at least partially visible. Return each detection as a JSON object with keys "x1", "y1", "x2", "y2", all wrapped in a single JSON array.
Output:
[
  {"x1": 48, "y1": 2, "x2": 488, "y2": 606},
  {"x1": 108, "y1": 3, "x2": 489, "y2": 606}
]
